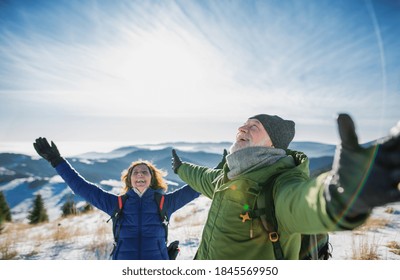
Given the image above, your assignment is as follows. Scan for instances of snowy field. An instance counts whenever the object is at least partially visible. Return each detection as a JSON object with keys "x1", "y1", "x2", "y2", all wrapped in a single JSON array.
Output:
[{"x1": 2, "y1": 195, "x2": 399, "y2": 261}]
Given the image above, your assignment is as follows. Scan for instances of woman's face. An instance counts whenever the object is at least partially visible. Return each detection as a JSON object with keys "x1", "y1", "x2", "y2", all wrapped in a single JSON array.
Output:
[{"x1": 130, "y1": 164, "x2": 152, "y2": 191}]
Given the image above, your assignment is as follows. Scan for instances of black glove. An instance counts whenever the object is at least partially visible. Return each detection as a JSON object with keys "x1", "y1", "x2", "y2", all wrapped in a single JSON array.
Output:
[
  {"x1": 33, "y1": 137, "x2": 65, "y2": 168},
  {"x1": 215, "y1": 149, "x2": 228, "y2": 169},
  {"x1": 171, "y1": 149, "x2": 182, "y2": 174},
  {"x1": 324, "y1": 114, "x2": 400, "y2": 221}
]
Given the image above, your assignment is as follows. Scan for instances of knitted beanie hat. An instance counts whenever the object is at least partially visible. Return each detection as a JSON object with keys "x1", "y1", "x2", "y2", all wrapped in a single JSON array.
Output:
[{"x1": 249, "y1": 114, "x2": 295, "y2": 149}]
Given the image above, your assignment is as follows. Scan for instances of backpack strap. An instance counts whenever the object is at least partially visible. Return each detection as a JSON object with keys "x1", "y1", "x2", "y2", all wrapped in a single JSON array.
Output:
[
  {"x1": 260, "y1": 180, "x2": 284, "y2": 260},
  {"x1": 253, "y1": 174, "x2": 285, "y2": 260},
  {"x1": 256, "y1": 175, "x2": 328, "y2": 260},
  {"x1": 114, "y1": 195, "x2": 128, "y2": 242},
  {"x1": 154, "y1": 192, "x2": 169, "y2": 243},
  {"x1": 154, "y1": 193, "x2": 182, "y2": 260},
  {"x1": 107, "y1": 194, "x2": 128, "y2": 256}
]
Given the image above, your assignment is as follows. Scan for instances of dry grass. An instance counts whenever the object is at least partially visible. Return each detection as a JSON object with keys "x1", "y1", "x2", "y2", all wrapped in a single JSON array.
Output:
[
  {"x1": 86, "y1": 221, "x2": 113, "y2": 259},
  {"x1": 0, "y1": 210, "x2": 114, "y2": 259},
  {"x1": 172, "y1": 204, "x2": 206, "y2": 227},
  {"x1": 349, "y1": 215, "x2": 391, "y2": 260},
  {"x1": 52, "y1": 222, "x2": 85, "y2": 242},
  {"x1": 0, "y1": 222, "x2": 35, "y2": 259},
  {"x1": 348, "y1": 210, "x2": 400, "y2": 260},
  {"x1": 0, "y1": 232, "x2": 19, "y2": 260},
  {"x1": 52, "y1": 223, "x2": 72, "y2": 242},
  {"x1": 173, "y1": 207, "x2": 197, "y2": 223},
  {"x1": 387, "y1": 241, "x2": 400, "y2": 255},
  {"x1": 358, "y1": 217, "x2": 391, "y2": 231},
  {"x1": 384, "y1": 207, "x2": 395, "y2": 214},
  {"x1": 351, "y1": 235, "x2": 380, "y2": 260}
]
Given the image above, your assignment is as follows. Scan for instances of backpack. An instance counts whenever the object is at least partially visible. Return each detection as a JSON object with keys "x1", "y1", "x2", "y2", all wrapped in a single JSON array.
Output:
[
  {"x1": 251, "y1": 174, "x2": 332, "y2": 260},
  {"x1": 107, "y1": 192, "x2": 180, "y2": 260}
]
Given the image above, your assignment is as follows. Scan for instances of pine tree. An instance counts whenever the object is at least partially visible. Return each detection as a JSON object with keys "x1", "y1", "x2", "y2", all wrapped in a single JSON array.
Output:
[
  {"x1": 61, "y1": 196, "x2": 77, "y2": 217},
  {"x1": 27, "y1": 194, "x2": 49, "y2": 224},
  {"x1": 0, "y1": 191, "x2": 12, "y2": 224},
  {"x1": 81, "y1": 202, "x2": 93, "y2": 213}
]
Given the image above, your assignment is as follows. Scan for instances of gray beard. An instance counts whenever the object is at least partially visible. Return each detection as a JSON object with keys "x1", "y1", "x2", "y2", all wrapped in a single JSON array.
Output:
[{"x1": 229, "y1": 141, "x2": 262, "y2": 154}]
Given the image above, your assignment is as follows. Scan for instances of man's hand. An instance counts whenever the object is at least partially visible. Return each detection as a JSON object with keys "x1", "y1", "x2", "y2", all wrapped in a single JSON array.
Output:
[
  {"x1": 172, "y1": 149, "x2": 183, "y2": 174},
  {"x1": 33, "y1": 137, "x2": 65, "y2": 168},
  {"x1": 324, "y1": 114, "x2": 400, "y2": 220}
]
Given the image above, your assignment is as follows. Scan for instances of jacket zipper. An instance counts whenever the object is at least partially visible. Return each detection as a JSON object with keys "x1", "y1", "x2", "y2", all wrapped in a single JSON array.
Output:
[{"x1": 138, "y1": 197, "x2": 142, "y2": 259}]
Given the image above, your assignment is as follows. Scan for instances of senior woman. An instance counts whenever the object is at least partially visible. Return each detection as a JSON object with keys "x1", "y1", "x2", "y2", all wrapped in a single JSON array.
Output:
[{"x1": 33, "y1": 137, "x2": 200, "y2": 260}]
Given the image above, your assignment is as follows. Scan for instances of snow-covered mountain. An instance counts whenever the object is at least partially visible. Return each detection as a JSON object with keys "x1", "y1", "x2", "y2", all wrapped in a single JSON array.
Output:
[{"x1": 0, "y1": 141, "x2": 335, "y2": 222}]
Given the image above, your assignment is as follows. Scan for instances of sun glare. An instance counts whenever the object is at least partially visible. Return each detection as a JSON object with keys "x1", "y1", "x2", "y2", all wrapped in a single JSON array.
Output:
[{"x1": 73, "y1": 25, "x2": 229, "y2": 117}]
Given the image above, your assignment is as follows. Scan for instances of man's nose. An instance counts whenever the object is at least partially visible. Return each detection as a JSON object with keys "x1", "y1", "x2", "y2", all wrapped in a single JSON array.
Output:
[{"x1": 238, "y1": 125, "x2": 248, "y2": 132}]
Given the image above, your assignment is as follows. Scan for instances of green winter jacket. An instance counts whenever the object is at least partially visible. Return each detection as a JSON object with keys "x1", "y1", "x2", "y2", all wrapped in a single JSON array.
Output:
[{"x1": 177, "y1": 150, "x2": 367, "y2": 260}]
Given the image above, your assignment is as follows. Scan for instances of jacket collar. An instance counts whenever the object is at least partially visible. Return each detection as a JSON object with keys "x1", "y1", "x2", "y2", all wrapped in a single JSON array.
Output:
[{"x1": 127, "y1": 187, "x2": 164, "y2": 198}]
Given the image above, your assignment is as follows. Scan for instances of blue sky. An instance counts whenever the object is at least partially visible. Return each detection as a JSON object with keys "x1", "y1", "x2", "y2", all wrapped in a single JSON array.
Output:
[{"x1": 0, "y1": 0, "x2": 399, "y2": 151}]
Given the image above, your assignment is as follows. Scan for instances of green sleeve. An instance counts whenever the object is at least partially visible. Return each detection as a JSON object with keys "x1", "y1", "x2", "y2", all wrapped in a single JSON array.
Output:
[
  {"x1": 177, "y1": 162, "x2": 222, "y2": 199},
  {"x1": 274, "y1": 172, "x2": 368, "y2": 234}
]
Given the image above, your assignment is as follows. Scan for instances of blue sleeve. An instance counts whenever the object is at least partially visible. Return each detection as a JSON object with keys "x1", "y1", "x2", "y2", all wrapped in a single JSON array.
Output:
[
  {"x1": 55, "y1": 160, "x2": 117, "y2": 215},
  {"x1": 164, "y1": 184, "x2": 200, "y2": 217}
]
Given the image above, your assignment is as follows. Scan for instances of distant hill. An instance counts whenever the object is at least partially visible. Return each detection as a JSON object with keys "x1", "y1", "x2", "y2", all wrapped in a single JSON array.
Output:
[
  {"x1": 288, "y1": 141, "x2": 336, "y2": 158},
  {"x1": 0, "y1": 141, "x2": 334, "y2": 222}
]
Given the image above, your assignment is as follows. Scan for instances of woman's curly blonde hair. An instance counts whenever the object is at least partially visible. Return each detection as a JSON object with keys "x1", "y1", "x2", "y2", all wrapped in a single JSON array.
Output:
[{"x1": 120, "y1": 160, "x2": 168, "y2": 194}]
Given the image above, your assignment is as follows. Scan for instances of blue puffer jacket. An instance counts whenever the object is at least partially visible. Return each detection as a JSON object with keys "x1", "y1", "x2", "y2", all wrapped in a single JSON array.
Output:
[{"x1": 55, "y1": 160, "x2": 200, "y2": 260}]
